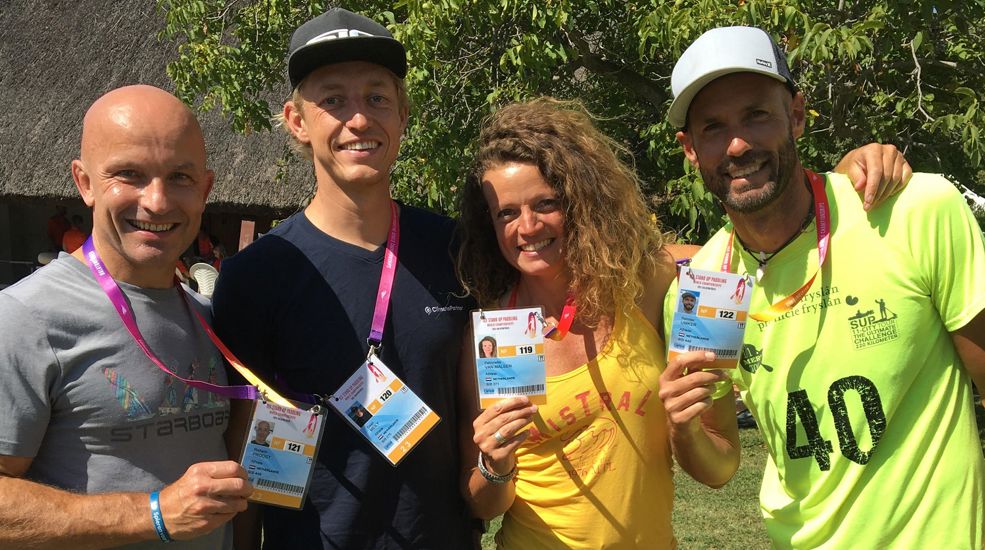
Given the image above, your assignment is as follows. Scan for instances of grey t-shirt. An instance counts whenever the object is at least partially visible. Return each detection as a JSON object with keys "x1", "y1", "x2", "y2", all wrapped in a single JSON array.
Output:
[{"x1": 0, "y1": 254, "x2": 232, "y2": 549}]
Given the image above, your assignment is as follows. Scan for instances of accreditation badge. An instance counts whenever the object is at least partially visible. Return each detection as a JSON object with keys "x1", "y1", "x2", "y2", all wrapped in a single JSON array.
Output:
[
  {"x1": 240, "y1": 400, "x2": 326, "y2": 509},
  {"x1": 471, "y1": 307, "x2": 547, "y2": 409},
  {"x1": 327, "y1": 353, "x2": 441, "y2": 466},
  {"x1": 669, "y1": 266, "x2": 754, "y2": 370}
]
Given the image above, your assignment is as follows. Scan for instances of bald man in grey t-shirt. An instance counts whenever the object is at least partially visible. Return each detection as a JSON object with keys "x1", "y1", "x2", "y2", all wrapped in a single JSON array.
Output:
[{"x1": 0, "y1": 85, "x2": 252, "y2": 548}]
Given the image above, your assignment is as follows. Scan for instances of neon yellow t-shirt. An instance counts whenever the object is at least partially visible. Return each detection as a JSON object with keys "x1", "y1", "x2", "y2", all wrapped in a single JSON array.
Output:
[
  {"x1": 665, "y1": 173, "x2": 985, "y2": 549},
  {"x1": 497, "y1": 306, "x2": 675, "y2": 549}
]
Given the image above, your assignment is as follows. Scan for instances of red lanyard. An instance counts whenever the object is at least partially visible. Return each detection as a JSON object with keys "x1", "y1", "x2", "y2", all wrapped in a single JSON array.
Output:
[
  {"x1": 508, "y1": 285, "x2": 576, "y2": 340},
  {"x1": 81, "y1": 237, "x2": 293, "y2": 407},
  {"x1": 721, "y1": 170, "x2": 831, "y2": 323}
]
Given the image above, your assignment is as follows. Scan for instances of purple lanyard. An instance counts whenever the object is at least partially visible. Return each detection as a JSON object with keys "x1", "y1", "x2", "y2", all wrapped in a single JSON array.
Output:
[
  {"x1": 81, "y1": 237, "x2": 257, "y2": 401},
  {"x1": 367, "y1": 201, "x2": 400, "y2": 353}
]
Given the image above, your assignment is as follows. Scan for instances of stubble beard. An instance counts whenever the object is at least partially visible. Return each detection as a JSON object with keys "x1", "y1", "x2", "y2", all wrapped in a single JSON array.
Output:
[{"x1": 700, "y1": 132, "x2": 799, "y2": 213}]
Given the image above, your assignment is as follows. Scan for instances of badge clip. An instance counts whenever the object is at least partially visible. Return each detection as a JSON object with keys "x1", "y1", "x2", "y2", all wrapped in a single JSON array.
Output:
[{"x1": 366, "y1": 338, "x2": 382, "y2": 360}]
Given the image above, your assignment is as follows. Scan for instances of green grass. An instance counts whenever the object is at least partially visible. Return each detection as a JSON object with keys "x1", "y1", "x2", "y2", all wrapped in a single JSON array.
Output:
[
  {"x1": 480, "y1": 516, "x2": 503, "y2": 549},
  {"x1": 672, "y1": 429, "x2": 770, "y2": 549}
]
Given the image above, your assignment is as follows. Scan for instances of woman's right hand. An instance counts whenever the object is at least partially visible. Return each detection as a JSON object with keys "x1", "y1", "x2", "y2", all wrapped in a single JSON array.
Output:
[{"x1": 473, "y1": 396, "x2": 539, "y2": 476}]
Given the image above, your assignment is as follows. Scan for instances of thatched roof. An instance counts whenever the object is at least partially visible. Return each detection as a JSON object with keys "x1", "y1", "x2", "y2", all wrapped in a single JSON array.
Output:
[{"x1": 0, "y1": 0, "x2": 313, "y2": 217}]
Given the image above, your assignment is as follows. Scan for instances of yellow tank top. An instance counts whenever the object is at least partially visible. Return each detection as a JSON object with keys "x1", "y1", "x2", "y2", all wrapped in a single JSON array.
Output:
[{"x1": 496, "y1": 306, "x2": 676, "y2": 549}]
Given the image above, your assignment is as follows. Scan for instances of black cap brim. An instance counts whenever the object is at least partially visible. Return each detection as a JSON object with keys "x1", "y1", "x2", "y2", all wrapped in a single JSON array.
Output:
[{"x1": 288, "y1": 37, "x2": 407, "y2": 89}]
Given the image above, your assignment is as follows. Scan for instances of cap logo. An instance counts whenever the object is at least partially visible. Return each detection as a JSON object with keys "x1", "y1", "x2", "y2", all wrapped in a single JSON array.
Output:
[
  {"x1": 306, "y1": 28, "x2": 373, "y2": 45},
  {"x1": 755, "y1": 58, "x2": 774, "y2": 69}
]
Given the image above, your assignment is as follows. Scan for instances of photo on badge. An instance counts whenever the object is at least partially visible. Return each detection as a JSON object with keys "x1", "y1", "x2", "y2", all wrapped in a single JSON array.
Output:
[
  {"x1": 679, "y1": 290, "x2": 700, "y2": 315},
  {"x1": 240, "y1": 399, "x2": 326, "y2": 509},
  {"x1": 327, "y1": 355, "x2": 441, "y2": 466},
  {"x1": 471, "y1": 307, "x2": 548, "y2": 409},
  {"x1": 668, "y1": 267, "x2": 753, "y2": 370}
]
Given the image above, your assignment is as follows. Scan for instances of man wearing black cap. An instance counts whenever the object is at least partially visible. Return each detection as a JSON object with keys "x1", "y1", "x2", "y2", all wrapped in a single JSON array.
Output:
[
  {"x1": 661, "y1": 26, "x2": 985, "y2": 548},
  {"x1": 212, "y1": 8, "x2": 475, "y2": 550}
]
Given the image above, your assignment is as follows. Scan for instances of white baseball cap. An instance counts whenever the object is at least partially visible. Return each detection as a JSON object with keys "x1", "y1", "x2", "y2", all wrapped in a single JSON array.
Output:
[{"x1": 668, "y1": 26, "x2": 796, "y2": 128}]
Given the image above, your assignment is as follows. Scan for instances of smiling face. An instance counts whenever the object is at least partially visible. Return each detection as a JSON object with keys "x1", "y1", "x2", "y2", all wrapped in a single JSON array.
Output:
[
  {"x1": 284, "y1": 61, "x2": 408, "y2": 194},
  {"x1": 481, "y1": 162, "x2": 566, "y2": 281},
  {"x1": 71, "y1": 86, "x2": 213, "y2": 288},
  {"x1": 682, "y1": 294, "x2": 696, "y2": 312},
  {"x1": 677, "y1": 73, "x2": 805, "y2": 213},
  {"x1": 254, "y1": 421, "x2": 271, "y2": 442},
  {"x1": 480, "y1": 339, "x2": 494, "y2": 357}
]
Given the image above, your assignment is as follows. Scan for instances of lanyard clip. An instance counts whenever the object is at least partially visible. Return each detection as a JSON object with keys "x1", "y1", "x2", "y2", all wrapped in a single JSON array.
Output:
[
  {"x1": 675, "y1": 258, "x2": 691, "y2": 281},
  {"x1": 366, "y1": 338, "x2": 382, "y2": 360}
]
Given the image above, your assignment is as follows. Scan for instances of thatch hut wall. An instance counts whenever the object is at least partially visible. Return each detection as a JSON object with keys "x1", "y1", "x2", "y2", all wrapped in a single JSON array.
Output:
[{"x1": 0, "y1": 0, "x2": 313, "y2": 284}]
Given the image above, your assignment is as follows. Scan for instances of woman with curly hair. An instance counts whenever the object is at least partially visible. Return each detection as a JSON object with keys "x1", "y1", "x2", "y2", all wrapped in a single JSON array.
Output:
[{"x1": 455, "y1": 98, "x2": 908, "y2": 548}]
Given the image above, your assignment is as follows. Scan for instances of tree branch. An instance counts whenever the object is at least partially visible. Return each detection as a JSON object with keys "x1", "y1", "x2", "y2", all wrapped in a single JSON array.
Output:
[
  {"x1": 910, "y1": 38, "x2": 934, "y2": 122},
  {"x1": 564, "y1": 29, "x2": 665, "y2": 108}
]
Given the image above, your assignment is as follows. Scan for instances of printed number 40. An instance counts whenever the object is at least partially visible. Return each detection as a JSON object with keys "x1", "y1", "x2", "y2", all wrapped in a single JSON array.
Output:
[{"x1": 786, "y1": 375, "x2": 887, "y2": 471}]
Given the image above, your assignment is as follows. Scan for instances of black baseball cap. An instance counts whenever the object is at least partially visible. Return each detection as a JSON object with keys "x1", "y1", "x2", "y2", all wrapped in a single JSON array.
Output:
[{"x1": 287, "y1": 8, "x2": 407, "y2": 89}]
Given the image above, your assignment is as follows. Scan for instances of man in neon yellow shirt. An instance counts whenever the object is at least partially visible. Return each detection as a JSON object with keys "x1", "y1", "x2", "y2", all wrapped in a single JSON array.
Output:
[{"x1": 662, "y1": 26, "x2": 985, "y2": 548}]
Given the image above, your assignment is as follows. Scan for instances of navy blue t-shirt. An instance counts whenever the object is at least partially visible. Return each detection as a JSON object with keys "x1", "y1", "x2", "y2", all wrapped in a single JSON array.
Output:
[{"x1": 213, "y1": 204, "x2": 474, "y2": 550}]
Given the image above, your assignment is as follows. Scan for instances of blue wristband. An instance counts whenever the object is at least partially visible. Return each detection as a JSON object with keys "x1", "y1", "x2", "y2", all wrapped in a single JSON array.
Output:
[{"x1": 149, "y1": 491, "x2": 173, "y2": 543}]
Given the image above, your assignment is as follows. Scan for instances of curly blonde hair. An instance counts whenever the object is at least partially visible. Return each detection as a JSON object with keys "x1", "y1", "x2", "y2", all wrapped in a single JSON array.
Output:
[{"x1": 456, "y1": 97, "x2": 665, "y2": 324}]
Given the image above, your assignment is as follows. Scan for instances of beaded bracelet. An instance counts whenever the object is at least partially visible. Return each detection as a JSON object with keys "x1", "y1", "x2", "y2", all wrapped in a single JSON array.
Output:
[
  {"x1": 477, "y1": 453, "x2": 517, "y2": 484},
  {"x1": 149, "y1": 491, "x2": 173, "y2": 543}
]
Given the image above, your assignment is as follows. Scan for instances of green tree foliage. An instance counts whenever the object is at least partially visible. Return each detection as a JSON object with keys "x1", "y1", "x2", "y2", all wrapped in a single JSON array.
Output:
[{"x1": 158, "y1": 0, "x2": 985, "y2": 240}]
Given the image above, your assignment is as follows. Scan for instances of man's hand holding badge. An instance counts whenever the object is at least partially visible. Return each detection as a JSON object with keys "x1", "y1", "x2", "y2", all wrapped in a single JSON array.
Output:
[
  {"x1": 156, "y1": 461, "x2": 254, "y2": 540},
  {"x1": 658, "y1": 351, "x2": 729, "y2": 431},
  {"x1": 240, "y1": 400, "x2": 326, "y2": 509},
  {"x1": 666, "y1": 267, "x2": 754, "y2": 402}
]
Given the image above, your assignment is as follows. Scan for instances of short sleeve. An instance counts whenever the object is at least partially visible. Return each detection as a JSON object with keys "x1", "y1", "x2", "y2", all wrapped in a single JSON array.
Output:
[
  {"x1": 0, "y1": 294, "x2": 59, "y2": 457},
  {"x1": 906, "y1": 175, "x2": 985, "y2": 331}
]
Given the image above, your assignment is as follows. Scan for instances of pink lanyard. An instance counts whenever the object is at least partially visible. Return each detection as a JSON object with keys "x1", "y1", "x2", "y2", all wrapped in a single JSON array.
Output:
[
  {"x1": 507, "y1": 285, "x2": 576, "y2": 340},
  {"x1": 81, "y1": 237, "x2": 260, "y2": 401},
  {"x1": 367, "y1": 201, "x2": 400, "y2": 354},
  {"x1": 721, "y1": 170, "x2": 831, "y2": 323}
]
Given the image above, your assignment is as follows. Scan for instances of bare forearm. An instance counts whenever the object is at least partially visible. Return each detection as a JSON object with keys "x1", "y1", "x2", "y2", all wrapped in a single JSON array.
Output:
[
  {"x1": 670, "y1": 396, "x2": 740, "y2": 488},
  {"x1": 463, "y1": 468, "x2": 516, "y2": 520},
  {"x1": 0, "y1": 476, "x2": 152, "y2": 549}
]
